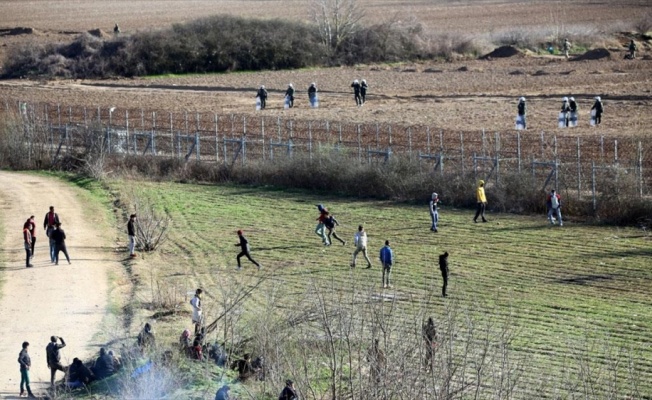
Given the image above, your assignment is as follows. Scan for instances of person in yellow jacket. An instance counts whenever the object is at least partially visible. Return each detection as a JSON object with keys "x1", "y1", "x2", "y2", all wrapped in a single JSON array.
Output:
[{"x1": 473, "y1": 180, "x2": 488, "y2": 223}]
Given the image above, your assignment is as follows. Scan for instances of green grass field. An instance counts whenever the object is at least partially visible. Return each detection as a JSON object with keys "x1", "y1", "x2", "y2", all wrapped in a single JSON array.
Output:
[{"x1": 109, "y1": 180, "x2": 652, "y2": 398}]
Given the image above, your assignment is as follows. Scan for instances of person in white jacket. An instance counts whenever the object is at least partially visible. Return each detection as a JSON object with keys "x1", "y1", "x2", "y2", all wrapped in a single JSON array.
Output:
[
  {"x1": 190, "y1": 289, "x2": 203, "y2": 335},
  {"x1": 351, "y1": 225, "x2": 372, "y2": 269}
]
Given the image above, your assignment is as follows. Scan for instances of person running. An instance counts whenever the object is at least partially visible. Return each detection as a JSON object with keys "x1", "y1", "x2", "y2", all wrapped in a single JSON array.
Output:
[
  {"x1": 429, "y1": 192, "x2": 440, "y2": 232},
  {"x1": 351, "y1": 80, "x2": 362, "y2": 106},
  {"x1": 360, "y1": 79, "x2": 368, "y2": 104},
  {"x1": 127, "y1": 213, "x2": 137, "y2": 258},
  {"x1": 235, "y1": 230, "x2": 261, "y2": 270},
  {"x1": 46, "y1": 335, "x2": 66, "y2": 386},
  {"x1": 629, "y1": 39, "x2": 637, "y2": 59},
  {"x1": 190, "y1": 289, "x2": 203, "y2": 335},
  {"x1": 324, "y1": 214, "x2": 346, "y2": 246},
  {"x1": 546, "y1": 189, "x2": 563, "y2": 226},
  {"x1": 473, "y1": 180, "x2": 488, "y2": 223},
  {"x1": 422, "y1": 317, "x2": 437, "y2": 371},
  {"x1": 561, "y1": 97, "x2": 571, "y2": 127},
  {"x1": 23, "y1": 223, "x2": 33, "y2": 268},
  {"x1": 18, "y1": 341, "x2": 36, "y2": 398},
  {"x1": 517, "y1": 97, "x2": 526, "y2": 129},
  {"x1": 351, "y1": 225, "x2": 372, "y2": 269},
  {"x1": 315, "y1": 206, "x2": 329, "y2": 245},
  {"x1": 285, "y1": 84, "x2": 295, "y2": 108},
  {"x1": 43, "y1": 206, "x2": 60, "y2": 263},
  {"x1": 279, "y1": 379, "x2": 298, "y2": 400},
  {"x1": 591, "y1": 96, "x2": 604, "y2": 125},
  {"x1": 257, "y1": 85, "x2": 268, "y2": 109},
  {"x1": 439, "y1": 251, "x2": 449, "y2": 297},
  {"x1": 308, "y1": 82, "x2": 318, "y2": 108},
  {"x1": 51, "y1": 222, "x2": 71, "y2": 265},
  {"x1": 379, "y1": 240, "x2": 394, "y2": 288},
  {"x1": 24, "y1": 215, "x2": 36, "y2": 259}
]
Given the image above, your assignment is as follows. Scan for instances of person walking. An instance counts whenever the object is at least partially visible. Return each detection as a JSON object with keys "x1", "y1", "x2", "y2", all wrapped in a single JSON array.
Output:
[
  {"x1": 315, "y1": 206, "x2": 329, "y2": 245},
  {"x1": 429, "y1": 192, "x2": 440, "y2": 232},
  {"x1": 629, "y1": 39, "x2": 637, "y2": 59},
  {"x1": 379, "y1": 240, "x2": 394, "y2": 288},
  {"x1": 562, "y1": 38, "x2": 571, "y2": 58},
  {"x1": 18, "y1": 341, "x2": 36, "y2": 398},
  {"x1": 308, "y1": 82, "x2": 318, "y2": 108},
  {"x1": 591, "y1": 96, "x2": 604, "y2": 125},
  {"x1": 516, "y1": 97, "x2": 526, "y2": 130},
  {"x1": 422, "y1": 317, "x2": 437, "y2": 371},
  {"x1": 569, "y1": 97, "x2": 578, "y2": 127},
  {"x1": 46, "y1": 335, "x2": 66, "y2": 386},
  {"x1": 439, "y1": 251, "x2": 449, "y2": 297},
  {"x1": 43, "y1": 206, "x2": 60, "y2": 263},
  {"x1": 473, "y1": 180, "x2": 488, "y2": 223},
  {"x1": 190, "y1": 289, "x2": 203, "y2": 335},
  {"x1": 351, "y1": 225, "x2": 372, "y2": 269},
  {"x1": 24, "y1": 215, "x2": 36, "y2": 258},
  {"x1": 235, "y1": 230, "x2": 261, "y2": 270},
  {"x1": 127, "y1": 213, "x2": 137, "y2": 258},
  {"x1": 257, "y1": 85, "x2": 268, "y2": 110},
  {"x1": 278, "y1": 379, "x2": 298, "y2": 400},
  {"x1": 560, "y1": 97, "x2": 571, "y2": 127},
  {"x1": 546, "y1": 189, "x2": 563, "y2": 226},
  {"x1": 360, "y1": 79, "x2": 368, "y2": 104},
  {"x1": 23, "y1": 223, "x2": 33, "y2": 268},
  {"x1": 351, "y1": 80, "x2": 362, "y2": 106},
  {"x1": 284, "y1": 84, "x2": 295, "y2": 108},
  {"x1": 51, "y1": 222, "x2": 71, "y2": 265},
  {"x1": 324, "y1": 214, "x2": 346, "y2": 246}
]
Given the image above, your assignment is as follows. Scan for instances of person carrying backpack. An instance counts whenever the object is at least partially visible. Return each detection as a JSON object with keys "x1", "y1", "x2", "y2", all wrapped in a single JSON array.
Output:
[
  {"x1": 324, "y1": 214, "x2": 346, "y2": 246},
  {"x1": 46, "y1": 336, "x2": 66, "y2": 386},
  {"x1": 546, "y1": 189, "x2": 563, "y2": 226}
]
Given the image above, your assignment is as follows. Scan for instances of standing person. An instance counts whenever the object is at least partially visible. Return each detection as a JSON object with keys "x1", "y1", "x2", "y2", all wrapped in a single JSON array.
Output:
[
  {"x1": 127, "y1": 214, "x2": 137, "y2": 258},
  {"x1": 235, "y1": 230, "x2": 261, "y2": 270},
  {"x1": 351, "y1": 225, "x2": 372, "y2": 269},
  {"x1": 629, "y1": 39, "x2": 637, "y2": 59},
  {"x1": 569, "y1": 97, "x2": 578, "y2": 127},
  {"x1": 284, "y1": 84, "x2": 294, "y2": 108},
  {"x1": 46, "y1": 335, "x2": 66, "y2": 386},
  {"x1": 279, "y1": 379, "x2": 298, "y2": 400},
  {"x1": 351, "y1": 80, "x2": 362, "y2": 106},
  {"x1": 51, "y1": 222, "x2": 71, "y2": 265},
  {"x1": 43, "y1": 206, "x2": 60, "y2": 263},
  {"x1": 23, "y1": 223, "x2": 33, "y2": 268},
  {"x1": 516, "y1": 97, "x2": 527, "y2": 130},
  {"x1": 473, "y1": 180, "x2": 488, "y2": 223},
  {"x1": 591, "y1": 96, "x2": 604, "y2": 125},
  {"x1": 562, "y1": 38, "x2": 571, "y2": 58},
  {"x1": 429, "y1": 192, "x2": 440, "y2": 232},
  {"x1": 379, "y1": 240, "x2": 394, "y2": 289},
  {"x1": 422, "y1": 317, "x2": 437, "y2": 371},
  {"x1": 257, "y1": 85, "x2": 268, "y2": 110},
  {"x1": 190, "y1": 289, "x2": 203, "y2": 335},
  {"x1": 308, "y1": 82, "x2": 318, "y2": 108},
  {"x1": 546, "y1": 189, "x2": 563, "y2": 226},
  {"x1": 559, "y1": 97, "x2": 571, "y2": 127},
  {"x1": 315, "y1": 207, "x2": 329, "y2": 245},
  {"x1": 24, "y1": 216, "x2": 36, "y2": 258},
  {"x1": 439, "y1": 251, "x2": 449, "y2": 297},
  {"x1": 360, "y1": 79, "x2": 368, "y2": 104},
  {"x1": 18, "y1": 341, "x2": 36, "y2": 398},
  {"x1": 324, "y1": 214, "x2": 346, "y2": 246}
]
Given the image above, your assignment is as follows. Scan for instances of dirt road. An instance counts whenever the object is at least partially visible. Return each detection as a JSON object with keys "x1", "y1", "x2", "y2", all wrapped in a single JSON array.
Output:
[{"x1": 0, "y1": 172, "x2": 114, "y2": 399}]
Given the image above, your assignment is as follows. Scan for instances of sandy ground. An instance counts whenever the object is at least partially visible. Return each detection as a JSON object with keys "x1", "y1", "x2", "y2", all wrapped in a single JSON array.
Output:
[{"x1": 0, "y1": 172, "x2": 114, "y2": 399}]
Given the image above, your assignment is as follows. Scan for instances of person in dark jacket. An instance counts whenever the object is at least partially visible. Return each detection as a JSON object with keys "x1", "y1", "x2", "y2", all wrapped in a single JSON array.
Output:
[
  {"x1": 308, "y1": 82, "x2": 318, "y2": 108},
  {"x1": 215, "y1": 385, "x2": 230, "y2": 400},
  {"x1": 379, "y1": 240, "x2": 394, "y2": 289},
  {"x1": 18, "y1": 341, "x2": 36, "y2": 398},
  {"x1": 46, "y1": 335, "x2": 66, "y2": 386},
  {"x1": 439, "y1": 252, "x2": 449, "y2": 297},
  {"x1": 257, "y1": 86, "x2": 268, "y2": 109},
  {"x1": 351, "y1": 80, "x2": 362, "y2": 106},
  {"x1": 560, "y1": 97, "x2": 571, "y2": 127},
  {"x1": 43, "y1": 206, "x2": 60, "y2": 263},
  {"x1": 279, "y1": 379, "x2": 298, "y2": 400},
  {"x1": 68, "y1": 357, "x2": 95, "y2": 386},
  {"x1": 569, "y1": 97, "x2": 578, "y2": 127},
  {"x1": 91, "y1": 348, "x2": 115, "y2": 380},
  {"x1": 23, "y1": 224, "x2": 33, "y2": 268},
  {"x1": 285, "y1": 84, "x2": 294, "y2": 108},
  {"x1": 231, "y1": 353, "x2": 255, "y2": 381},
  {"x1": 128, "y1": 214, "x2": 137, "y2": 257},
  {"x1": 235, "y1": 230, "x2": 261, "y2": 270},
  {"x1": 360, "y1": 79, "x2": 368, "y2": 104},
  {"x1": 324, "y1": 214, "x2": 346, "y2": 246},
  {"x1": 629, "y1": 39, "x2": 637, "y2": 59},
  {"x1": 517, "y1": 97, "x2": 526, "y2": 129},
  {"x1": 422, "y1": 317, "x2": 437, "y2": 371},
  {"x1": 591, "y1": 96, "x2": 604, "y2": 125},
  {"x1": 51, "y1": 222, "x2": 70, "y2": 265},
  {"x1": 137, "y1": 322, "x2": 156, "y2": 351}
]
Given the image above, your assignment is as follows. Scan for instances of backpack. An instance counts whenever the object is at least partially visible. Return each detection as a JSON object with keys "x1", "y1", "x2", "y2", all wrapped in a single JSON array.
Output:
[
  {"x1": 324, "y1": 216, "x2": 335, "y2": 229},
  {"x1": 551, "y1": 194, "x2": 559, "y2": 209}
]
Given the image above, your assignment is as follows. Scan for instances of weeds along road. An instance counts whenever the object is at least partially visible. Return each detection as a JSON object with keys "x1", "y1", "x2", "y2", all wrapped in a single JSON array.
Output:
[{"x1": 0, "y1": 172, "x2": 114, "y2": 399}]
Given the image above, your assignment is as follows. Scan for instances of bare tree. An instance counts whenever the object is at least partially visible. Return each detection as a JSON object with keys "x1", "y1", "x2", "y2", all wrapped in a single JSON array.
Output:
[{"x1": 309, "y1": 0, "x2": 364, "y2": 51}]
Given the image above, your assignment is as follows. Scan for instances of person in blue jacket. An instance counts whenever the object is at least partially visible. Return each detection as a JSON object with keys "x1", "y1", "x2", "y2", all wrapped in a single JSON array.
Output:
[{"x1": 379, "y1": 240, "x2": 394, "y2": 289}]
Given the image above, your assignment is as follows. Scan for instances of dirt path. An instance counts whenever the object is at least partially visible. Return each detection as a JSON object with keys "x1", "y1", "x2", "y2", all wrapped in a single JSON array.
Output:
[{"x1": 0, "y1": 172, "x2": 114, "y2": 399}]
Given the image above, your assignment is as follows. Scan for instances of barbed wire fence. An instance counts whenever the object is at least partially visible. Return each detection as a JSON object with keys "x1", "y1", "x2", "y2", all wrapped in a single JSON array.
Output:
[{"x1": 3, "y1": 99, "x2": 650, "y2": 211}]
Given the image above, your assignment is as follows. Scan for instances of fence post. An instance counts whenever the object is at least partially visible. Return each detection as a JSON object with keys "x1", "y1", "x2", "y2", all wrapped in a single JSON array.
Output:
[
  {"x1": 357, "y1": 124, "x2": 361, "y2": 163},
  {"x1": 408, "y1": 127, "x2": 412, "y2": 157},
  {"x1": 517, "y1": 132, "x2": 521, "y2": 173},
  {"x1": 426, "y1": 127, "x2": 431, "y2": 154},
  {"x1": 540, "y1": 131, "x2": 545, "y2": 159},
  {"x1": 376, "y1": 124, "x2": 380, "y2": 149},
  {"x1": 600, "y1": 136, "x2": 604, "y2": 164},
  {"x1": 592, "y1": 161, "x2": 596, "y2": 212},
  {"x1": 460, "y1": 133, "x2": 464, "y2": 175},
  {"x1": 495, "y1": 132, "x2": 500, "y2": 185},
  {"x1": 481, "y1": 129, "x2": 486, "y2": 158},
  {"x1": 277, "y1": 116, "x2": 281, "y2": 142},
  {"x1": 577, "y1": 137, "x2": 581, "y2": 200},
  {"x1": 215, "y1": 114, "x2": 219, "y2": 163},
  {"x1": 152, "y1": 112, "x2": 157, "y2": 155},
  {"x1": 614, "y1": 139, "x2": 618, "y2": 164},
  {"x1": 388, "y1": 126, "x2": 392, "y2": 147},
  {"x1": 308, "y1": 121, "x2": 313, "y2": 161},
  {"x1": 261, "y1": 117, "x2": 265, "y2": 161},
  {"x1": 639, "y1": 141, "x2": 643, "y2": 197},
  {"x1": 169, "y1": 112, "x2": 174, "y2": 159},
  {"x1": 126, "y1": 110, "x2": 130, "y2": 155},
  {"x1": 196, "y1": 133, "x2": 200, "y2": 162},
  {"x1": 553, "y1": 135, "x2": 558, "y2": 189},
  {"x1": 473, "y1": 152, "x2": 477, "y2": 181}
]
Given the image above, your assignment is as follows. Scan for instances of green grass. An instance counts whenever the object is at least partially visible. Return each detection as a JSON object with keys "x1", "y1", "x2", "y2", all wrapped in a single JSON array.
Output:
[{"x1": 100, "y1": 180, "x2": 652, "y2": 397}]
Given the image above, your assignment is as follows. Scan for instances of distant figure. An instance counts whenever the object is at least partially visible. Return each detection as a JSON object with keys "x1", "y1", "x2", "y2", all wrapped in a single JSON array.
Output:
[
  {"x1": 351, "y1": 225, "x2": 372, "y2": 269},
  {"x1": 235, "y1": 230, "x2": 261, "y2": 270},
  {"x1": 137, "y1": 322, "x2": 156, "y2": 351},
  {"x1": 46, "y1": 336, "x2": 66, "y2": 386},
  {"x1": 439, "y1": 251, "x2": 449, "y2": 297},
  {"x1": 516, "y1": 97, "x2": 526, "y2": 130},
  {"x1": 43, "y1": 206, "x2": 60, "y2": 263},
  {"x1": 91, "y1": 348, "x2": 115, "y2": 380},
  {"x1": 324, "y1": 214, "x2": 345, "y2": 246},
  {"x1": 279, "y1": 379, "x2": 298, "y2": 400},
  {"x1": 360, "y1": 79, "x2": 368, "y2": 104},
  {"x1": 215, "y1": 385, "x2": 230, "y2": 400},
  {"x1": 24, "y1": 215, "x2": 36, "y2": 258},
  {"x1": 113, "y1": 23, "x2": 120, "y2": 35},
  {"x1": 51, "y1": 222, "x2": 71, "y2": 265},
  {"x1": 546, "y1": 189, "x2": 563, "y2": 226},
  {"x1": 379, "y1": 240, "x2": 394, "y2": 289},
  {"x1": 190, "y1": 288, "x2": 203, "y2": 335},
  {"x1": 429, "y1": 192, "x2": 440, "y2": 232},
  {"x1": 257, "y1": 85, "x2": 268, "y2": 109},
  {"x1": 308, "y1": 82, "x2": 318, "y2": 108},
  {"x1": 560, "y1": 97, "x2": 571, "y2": 127},
  {"x1": 591, "y1": 96, "x2": 603, "y2": 125},
  {"x1": 192, "y1": 339, "x2": 203, "y2": 361},
  {"x1": 473, "y1": 180, "x2": 488, "y2": 223},
  {"x1": 562, "y1": 38, "x2": 571, "y2": 58},
  {"x1": 422, "y1": 317, "x2": 437, "y2": 371},
  {"x1": 179, "y1": 329, "x2": 192, "y2": 352},
  {"x1": 351, "y1": 80, "x2": 362, "y2": 106},
  {"x1": 23, "y1": 223, "x2": 33, "y2": 268},
  {"x1": 367, "y1": 339, "x2": 386, "y2": 383},
  {"x1": 18, "y1": 341, "x2": 36, "y2": 398},
  {"x1": 629, "y1": 39, "x2": 637, "y2": 59},
  {"x1": 128, "y1": 213, "x2": 137, "y2": 258},
  {"x1": 231, "y1": 353, "x2": 255, "y2": 381},
  {"x1": 569, "y1": 97, "x2": 578, "y2": 127},
  {"x1": 284, "y1": 84, "x2": 294, "y2": 108}
]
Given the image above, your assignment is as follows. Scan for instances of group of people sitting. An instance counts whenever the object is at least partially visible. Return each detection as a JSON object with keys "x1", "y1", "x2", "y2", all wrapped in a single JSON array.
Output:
[{"x1": 66, "y1": 348, "x2": 121, "y2": 388}]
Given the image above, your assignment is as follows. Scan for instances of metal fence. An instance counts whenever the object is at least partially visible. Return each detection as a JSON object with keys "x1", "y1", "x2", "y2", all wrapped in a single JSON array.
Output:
[{"x1": 4, "y1": 100, "x2": 651, "y2": 206}]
